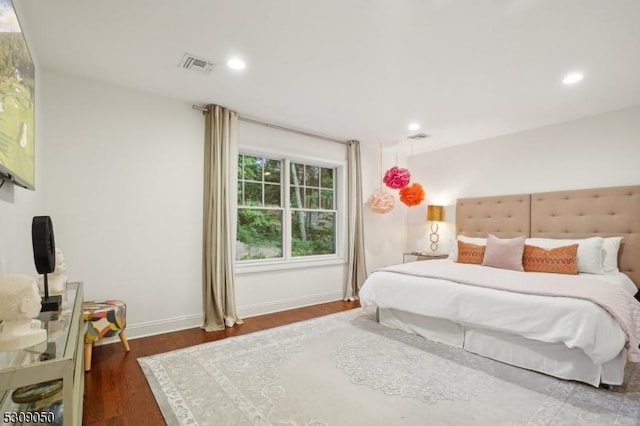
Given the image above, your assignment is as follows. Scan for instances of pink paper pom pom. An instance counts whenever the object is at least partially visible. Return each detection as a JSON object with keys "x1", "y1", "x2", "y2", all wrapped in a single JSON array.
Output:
[
  {"x1": 366, "y1": 189, "x2": 395, "y2": 214},
  {"x1": 383, "y1": 166, "x2": 411, "y2": 189}
]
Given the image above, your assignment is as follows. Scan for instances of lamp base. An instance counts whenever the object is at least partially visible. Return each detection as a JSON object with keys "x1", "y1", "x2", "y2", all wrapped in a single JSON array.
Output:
[
  {"x1": 429, "y1": 222, "x2": 440, "y2": 252},
  {"x1": 41, "y1": 295, "x2": 62, "y2": 312}
]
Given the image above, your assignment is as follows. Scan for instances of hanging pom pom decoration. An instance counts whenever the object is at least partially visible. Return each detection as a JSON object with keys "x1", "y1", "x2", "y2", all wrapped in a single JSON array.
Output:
[
  {"x1": 366, "y1": 144, "x2": 395, "y2": 214},
  {"x1": 366, "y1": 189, "x2": 395, "y2": 214},
  {"x1": 383, "y1": 166, "x2": 411, "y2": 189},
  {"x1": 399, "y1": 183, "x2": 425, "y2": 207}
]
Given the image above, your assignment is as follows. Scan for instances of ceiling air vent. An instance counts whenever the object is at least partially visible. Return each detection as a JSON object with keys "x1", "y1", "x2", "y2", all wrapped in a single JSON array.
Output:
[
  {"x1": 179, "y1": 53, "x2": 215, "y2": 75},
  {"x1": 407, "y1": 133, "x2": 430, "y2": 140}
]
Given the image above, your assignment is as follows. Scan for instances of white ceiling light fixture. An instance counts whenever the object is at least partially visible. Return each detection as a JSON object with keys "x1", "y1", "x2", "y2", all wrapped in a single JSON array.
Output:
[
  {"x1": 227, "y1": 57, "x2": 246, "y2": 71},
  {"x1": 408, "y1": 122, "x2": 420, "y2": 131},
  {"x1": 562, "y1": 72, "x2": 584, "y2": 85}
]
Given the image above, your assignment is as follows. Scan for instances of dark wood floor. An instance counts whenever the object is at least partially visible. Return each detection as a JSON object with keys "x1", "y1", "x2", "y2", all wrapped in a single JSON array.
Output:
[{"x1": 83, "y1": 300, "x2": 360, "y2": 425}]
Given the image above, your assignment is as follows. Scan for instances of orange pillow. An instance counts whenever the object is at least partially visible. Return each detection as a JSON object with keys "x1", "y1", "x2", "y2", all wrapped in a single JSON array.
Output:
[
  {"x1": 522, "y1": 244, "x2": 579, "y2": 275},
  {"x1": 457, "y1": 241, "x2": 486, "y2": 265}
]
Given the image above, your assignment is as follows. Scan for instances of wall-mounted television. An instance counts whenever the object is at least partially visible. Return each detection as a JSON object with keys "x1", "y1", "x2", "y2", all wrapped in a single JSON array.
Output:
[{"x1": 0, "y1": 0, "x2": 35, "y2": 190}]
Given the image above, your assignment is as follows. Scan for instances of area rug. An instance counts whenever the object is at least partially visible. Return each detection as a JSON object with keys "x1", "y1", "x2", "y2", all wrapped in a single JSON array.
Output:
[{"x1": 139, "y1": 308, "x2": 640, "y2": 425}]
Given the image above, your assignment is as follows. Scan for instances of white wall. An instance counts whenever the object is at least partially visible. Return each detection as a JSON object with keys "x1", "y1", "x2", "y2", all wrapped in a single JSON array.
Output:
[
  {"x1": 0, "y1": 185, "x2": 41, "y2": 275},
  {"x1": 360, "y1": 144, "x2": 408, "y2": 270},
  {"x1": 235, "y1": 121, "x2": 348, "y2": 315},
  {"x1": 38, "y1": 70, "x2": 402, "y2": 337},
  {"x1": 406, "y1": 106, "x2": 640, "y2": 252},
  {"x1": 235, "y1": 124, "x2": 411, "y2": 313},
  {"x1": 16, "y1": 66, "x2": 640, "y2": 337},
  {"x1": 41, "y1": 70, "x2": 205, "y2": 337}
]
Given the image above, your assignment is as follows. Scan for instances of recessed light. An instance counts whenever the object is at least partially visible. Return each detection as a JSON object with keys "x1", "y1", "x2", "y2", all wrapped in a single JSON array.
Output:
[
  {"x1": 227, "y1": 57, "x2": 246, "y2": 71},
  {"x1": 408, "y1": 122, "x2": 420, "y2": 131},
  {"x1": 562, "y1": 72, "x2": 583, "y2": 85}
]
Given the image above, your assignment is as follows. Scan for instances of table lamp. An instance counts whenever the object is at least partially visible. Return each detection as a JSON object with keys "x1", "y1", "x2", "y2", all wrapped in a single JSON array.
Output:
[{"x1": 427, "y1": 205, "x2": 444, "y2": 252}]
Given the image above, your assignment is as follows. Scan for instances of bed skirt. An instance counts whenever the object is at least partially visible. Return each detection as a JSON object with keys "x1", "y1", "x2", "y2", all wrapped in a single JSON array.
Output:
[{"x1": 378, "y1": 307, "x2": 627, "y2": 387}]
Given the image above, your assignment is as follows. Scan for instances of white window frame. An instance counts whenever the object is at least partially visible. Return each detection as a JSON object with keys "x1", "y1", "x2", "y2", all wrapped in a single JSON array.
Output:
[
  {"x1": 235, "y1": 148, "x2": 347, "y2": 274},
  {"x1": 237, "y1": 153, "x2": 285, "y2": 261}
]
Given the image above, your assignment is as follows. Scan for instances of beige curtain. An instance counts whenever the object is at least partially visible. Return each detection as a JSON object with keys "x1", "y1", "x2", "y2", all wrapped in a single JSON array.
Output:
[
  {"x1": 202, "y1": 104, "x2": 243, "y2": 331},
  {"x1": 345, "y1": 140, "x2": 367, "y2": 300}
]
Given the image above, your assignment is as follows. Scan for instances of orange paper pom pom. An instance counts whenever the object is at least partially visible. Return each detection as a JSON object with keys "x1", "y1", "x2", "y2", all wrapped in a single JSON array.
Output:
[{"x1": 399, "y1": 183, "x2": 425, "y2": 207}]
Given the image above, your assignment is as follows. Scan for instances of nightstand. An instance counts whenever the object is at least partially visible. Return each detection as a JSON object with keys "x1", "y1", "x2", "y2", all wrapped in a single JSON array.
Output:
[{"x1": 403, "y1": 252, "x2": 449, "y2": 263}]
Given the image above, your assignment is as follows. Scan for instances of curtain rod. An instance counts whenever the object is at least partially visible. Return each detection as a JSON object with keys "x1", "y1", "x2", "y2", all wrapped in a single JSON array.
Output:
[{"x1": 192, "y1": 104, "x2": 348, "y2": 145}]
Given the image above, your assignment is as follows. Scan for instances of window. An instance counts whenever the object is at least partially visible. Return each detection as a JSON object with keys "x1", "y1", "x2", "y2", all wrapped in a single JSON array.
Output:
[
  {"x1": 290, "y1": 162, "x2": 336, "y2": 257},
  {"x1": 237, "y1": 154, "x2": 283, "y2": 260},
  {"x1": 236, "y1": 153, "x2": 340, "y2": 263}
]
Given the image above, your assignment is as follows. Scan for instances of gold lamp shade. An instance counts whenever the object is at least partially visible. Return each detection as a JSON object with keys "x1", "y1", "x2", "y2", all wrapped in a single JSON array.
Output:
[{"x1": 427, "y1": 205, "x2": 444, "y2": 222}]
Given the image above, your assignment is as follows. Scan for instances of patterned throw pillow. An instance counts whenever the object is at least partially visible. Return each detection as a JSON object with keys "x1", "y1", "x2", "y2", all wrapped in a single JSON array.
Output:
[
  {"x1": 457, "y1": 241, "x2": 486, "y2": 265},
  {"x1": 522, "y1": 244, "x2": 579, "y2": 275}
]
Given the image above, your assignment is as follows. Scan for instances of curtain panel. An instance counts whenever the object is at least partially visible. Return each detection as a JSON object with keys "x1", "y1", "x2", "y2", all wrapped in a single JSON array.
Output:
[
  {"x1": 345, "y1": 139, "x2": 367, "y2": 300},
  {"x1": 202, "y1": 105, "x2": 242, "y2": 331}
]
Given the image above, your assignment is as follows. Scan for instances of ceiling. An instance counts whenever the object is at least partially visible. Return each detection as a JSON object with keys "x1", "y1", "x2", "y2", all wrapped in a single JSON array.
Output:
[{"x1": 15, "y1": 0, "x2": 640, "y2": 153}]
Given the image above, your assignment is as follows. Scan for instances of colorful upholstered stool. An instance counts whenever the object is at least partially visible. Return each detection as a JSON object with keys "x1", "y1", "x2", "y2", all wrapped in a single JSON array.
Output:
[{"x1": 82, "y1": 300, "x2": 130, "y2": 372}]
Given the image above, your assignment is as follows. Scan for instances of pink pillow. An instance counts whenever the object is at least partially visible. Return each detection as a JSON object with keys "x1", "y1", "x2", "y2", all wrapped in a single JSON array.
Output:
[{"x1": 481, "y1": 234, "x2": 525, "y2": 271}]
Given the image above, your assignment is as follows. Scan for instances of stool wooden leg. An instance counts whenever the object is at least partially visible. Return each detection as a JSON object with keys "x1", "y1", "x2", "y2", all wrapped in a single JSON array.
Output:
[
  {"x1": 84, "y1": 343, "x2": 93, "y2": 372},
  {"x1": 119, "y1": 331, "x2": 130, "y2": 352}
]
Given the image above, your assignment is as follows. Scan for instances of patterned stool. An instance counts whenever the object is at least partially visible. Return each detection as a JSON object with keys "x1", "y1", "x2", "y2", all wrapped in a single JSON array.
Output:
[{"x1": 82, "y1": 300, "x2": 130, "y2": 371}]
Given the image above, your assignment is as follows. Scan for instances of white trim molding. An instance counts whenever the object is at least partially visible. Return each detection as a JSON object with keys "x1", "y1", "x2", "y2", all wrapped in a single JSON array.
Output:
[
  {"x1": 95, "y1": 313, "x2": 204, "y2": 345},
  {"x1": 237, "y1": 291, "x2": 344, "y2": 318},
  {"x1": 95, "y1": 292, "x2": 344, "y2": 345}
]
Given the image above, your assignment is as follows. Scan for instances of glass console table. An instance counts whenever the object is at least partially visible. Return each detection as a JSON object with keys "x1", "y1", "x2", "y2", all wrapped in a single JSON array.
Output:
[{"x1": 0, "y1": 282, "x2": 84, "y2": 426}]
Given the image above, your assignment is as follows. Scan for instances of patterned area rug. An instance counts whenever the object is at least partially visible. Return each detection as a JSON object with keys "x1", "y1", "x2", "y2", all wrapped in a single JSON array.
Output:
[{"x1": 139, "y1": 308, "x2": 640, "y2": 425}]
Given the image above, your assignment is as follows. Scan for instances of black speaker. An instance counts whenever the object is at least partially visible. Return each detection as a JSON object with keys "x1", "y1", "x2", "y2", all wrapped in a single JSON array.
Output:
[{"x1": 32, "y1": 216, "x2": 62, "y2": 312}]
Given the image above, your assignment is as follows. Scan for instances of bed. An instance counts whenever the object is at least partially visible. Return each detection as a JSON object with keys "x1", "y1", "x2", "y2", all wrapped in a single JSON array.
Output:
[{"x1": 359, "y1": 185, "x2": 640, "y2": 387}]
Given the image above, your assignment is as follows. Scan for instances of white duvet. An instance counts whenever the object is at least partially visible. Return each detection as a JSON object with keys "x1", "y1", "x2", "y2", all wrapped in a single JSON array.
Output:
[{"x1": 359, "y1": 260, "x2": 637, "y2": 365}]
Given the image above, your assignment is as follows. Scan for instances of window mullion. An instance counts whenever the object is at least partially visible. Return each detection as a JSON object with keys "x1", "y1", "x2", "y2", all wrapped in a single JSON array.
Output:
[
  {"x1": 261, "y1": 160, "x2": 265, "y2": 207},
  {"x1": 284, "y1": 158, "x2": 292, "y2": 260}
]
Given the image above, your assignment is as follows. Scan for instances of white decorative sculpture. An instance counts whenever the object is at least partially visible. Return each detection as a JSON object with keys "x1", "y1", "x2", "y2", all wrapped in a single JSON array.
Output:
[
  {"x1": 37, "y1": 248, "x2": 68, "y2": 294},
  {"x1": 0, "y1": 274, "x2": 47, "y2": 351}
]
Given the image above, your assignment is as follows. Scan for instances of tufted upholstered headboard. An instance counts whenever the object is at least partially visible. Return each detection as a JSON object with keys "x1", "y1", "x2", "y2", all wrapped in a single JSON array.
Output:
[
  {"x1": 456, "y1": 194, "x2": 530, "y2": 238},
  {"x1": 456, "y1": 185, "x2": 640, "y2": 289},
  {"x1": 530, "y1": 186, "x2": 640, "y2": 288}
]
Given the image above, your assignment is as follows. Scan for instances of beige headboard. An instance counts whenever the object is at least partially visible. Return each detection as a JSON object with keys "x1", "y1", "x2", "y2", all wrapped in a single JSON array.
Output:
[
  {"x1": 456, "y1": 194, "x2": 530, "y2": 238},
  {"x1": 531, "y1": 185, "x2": 640, "y2": 288},
  {"x1": 456, "y1": 185, "x2": 640, "y2": 289}
]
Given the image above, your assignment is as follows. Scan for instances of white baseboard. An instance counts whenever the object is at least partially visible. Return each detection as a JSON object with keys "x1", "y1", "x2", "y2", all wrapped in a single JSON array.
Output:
[
  {"x1": 238, "y1": 291, "x2": 344, "y2": 319},
  {"x1": 95, "y1": 291, "x2": 344, "y2": 346},
  {"x1": 94, "y1": 313, "x2": 203, "y2": 345}
]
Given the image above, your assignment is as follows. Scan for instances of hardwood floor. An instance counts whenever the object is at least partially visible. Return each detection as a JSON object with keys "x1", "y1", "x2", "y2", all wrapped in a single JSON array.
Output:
[{"x1": 82, "y1": 300, "x2": 360, "y2": 425}]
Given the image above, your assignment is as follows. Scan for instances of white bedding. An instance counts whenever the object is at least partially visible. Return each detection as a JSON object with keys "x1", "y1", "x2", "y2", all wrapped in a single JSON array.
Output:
[
  {"x1": 359, "y1": 260, "x2": 633, "y2": 365},
  {"x1": 583, "y1": 271, "x2": 639, "y2": 296}
]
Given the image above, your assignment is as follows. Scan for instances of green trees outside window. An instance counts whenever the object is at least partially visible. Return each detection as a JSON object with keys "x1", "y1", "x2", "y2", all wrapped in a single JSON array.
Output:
[
  {"x1": 237, "y1": 155, "x2": 283, "y2": 260},
  {"x1": 236, "y1": 154, "x2": 337, "y2": 261},
  {"x1": 290, "y1": 162, "x2": 335, "y2": 257}
]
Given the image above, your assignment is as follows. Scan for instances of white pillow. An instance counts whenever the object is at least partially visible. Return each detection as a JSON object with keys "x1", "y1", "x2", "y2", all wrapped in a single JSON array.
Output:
[
  {"x1": 449, "y1": 235, "x2": 487, "y2": 261},
  {"x1": 602, "y1": 237, "x2": 623, "y2": 273},
  {"x1": 526, "y1": 237, "x2": 604, "y2": 274}
]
